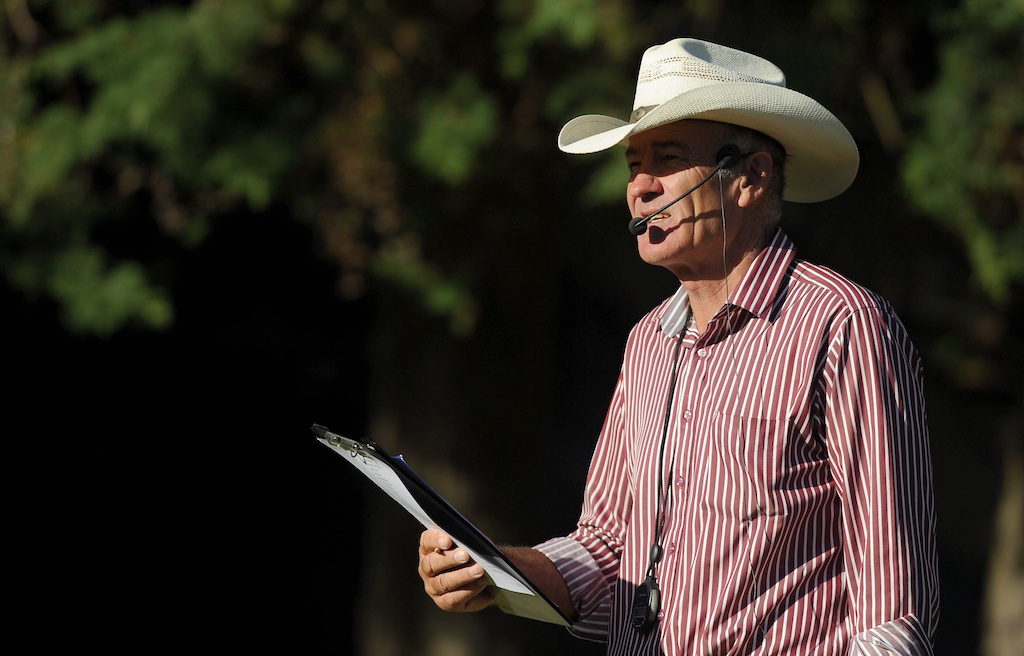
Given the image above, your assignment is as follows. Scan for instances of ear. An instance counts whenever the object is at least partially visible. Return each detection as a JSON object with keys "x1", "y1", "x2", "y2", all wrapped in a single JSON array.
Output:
[{"x1": 736, "y1": 152, "x2": 774, "y2": 209}]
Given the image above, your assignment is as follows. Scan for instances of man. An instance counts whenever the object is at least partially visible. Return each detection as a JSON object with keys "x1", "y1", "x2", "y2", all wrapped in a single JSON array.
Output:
[{"x1": 418, "y1": 38, "x2": 939, "y2": 655}]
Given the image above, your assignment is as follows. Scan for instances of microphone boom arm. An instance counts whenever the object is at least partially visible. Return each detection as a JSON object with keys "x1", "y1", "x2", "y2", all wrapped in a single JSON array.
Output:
[{"x1": 628, "y1": 144, "x2": 743, "y2": 236}]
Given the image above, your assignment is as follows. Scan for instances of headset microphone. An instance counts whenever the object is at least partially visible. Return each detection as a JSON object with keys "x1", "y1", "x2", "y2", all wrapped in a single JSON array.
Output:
[
  {"x1": 715, "y1": 143, "x2": 742, "y2": 169},
  {"x1": 627, "y1": 143, "x2": 743, "y2": 236}
]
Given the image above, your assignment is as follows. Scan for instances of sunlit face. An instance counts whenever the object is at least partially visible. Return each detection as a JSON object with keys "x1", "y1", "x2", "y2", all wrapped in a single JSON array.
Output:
[{"x1": 625, "y1": 120, "x2": 747, "y2": 280}]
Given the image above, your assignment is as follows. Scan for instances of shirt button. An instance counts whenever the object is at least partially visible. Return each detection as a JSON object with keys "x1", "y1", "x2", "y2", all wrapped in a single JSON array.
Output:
[
  {"x1": 682, "y1": 409, "x2": 692, "y2": 421},
  {"x1": 657, "y1": 609, "x2": 665, "y2": 620},
  {"x1": 666, "y1": 543, "x2": 676, "y2": 555},
  {"x1": 696, "y1": 348, "x2": 707, "y2": 358},
  {"x1": 675, "y1": 475, "x2": 684, "y2": 487}
]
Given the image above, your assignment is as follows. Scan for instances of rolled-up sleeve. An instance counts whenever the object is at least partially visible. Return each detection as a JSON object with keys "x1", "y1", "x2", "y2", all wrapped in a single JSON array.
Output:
[
  {"x1": 534, "y1": 536, "x2": 609, "y2": 640},
  {"x1": 535, "y1": 371, "x2": 631, "y2": 641}
]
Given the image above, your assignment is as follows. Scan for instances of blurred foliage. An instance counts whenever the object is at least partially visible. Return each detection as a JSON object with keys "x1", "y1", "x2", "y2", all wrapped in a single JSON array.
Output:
[
  {"x1": 903, "y1": 0, "x2": 1024, "y2": 305},
  {"x1": 411, "y1": 74, "x2": 498, "y2": 186},
  {"x1": 1, "y1": 0, "x2": 311, "y2": 333},
  {"x1": 0, "y1": 0, "x2": 647, "y2": 335},
  {"x1": 0, "y1": 0, "x2": 1021, "y2": 352}
]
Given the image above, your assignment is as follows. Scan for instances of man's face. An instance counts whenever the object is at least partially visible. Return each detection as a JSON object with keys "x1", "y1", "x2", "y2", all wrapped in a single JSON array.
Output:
[{"x1": 625, "y1": 120, "x2": 748, "y2": 279}]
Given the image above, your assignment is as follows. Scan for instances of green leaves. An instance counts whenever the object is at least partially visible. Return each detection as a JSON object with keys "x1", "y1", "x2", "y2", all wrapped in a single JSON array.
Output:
[
  {"x1": 46, "y1": 245, "x2": 174, "y2": 336},
  {"x1": 902, "y1": 0, "x2": 1024, "y2": 304},
  {"x1": 411, "y1": 75, "x2": 498, "y2": 185},
  {"x1": 0, "y1": 0, "x2": 651, "y2": 337},
  {"x1": 1, "y1": 1, "x2": 311, "y2": 334},
  {"x1": 14, "y1": 0, "x2": 1018, "y2": 345}
]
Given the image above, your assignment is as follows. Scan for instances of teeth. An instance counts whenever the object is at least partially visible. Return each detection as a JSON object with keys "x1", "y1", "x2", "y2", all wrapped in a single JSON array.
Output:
[{"x1": 649, "y1": 212, "x2": 670, "y2": 221}]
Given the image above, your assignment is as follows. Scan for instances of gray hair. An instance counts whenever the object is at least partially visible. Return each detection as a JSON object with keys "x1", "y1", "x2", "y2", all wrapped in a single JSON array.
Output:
[{"x1": 720, "y1": 125, "x2": 787, "y2": 226}]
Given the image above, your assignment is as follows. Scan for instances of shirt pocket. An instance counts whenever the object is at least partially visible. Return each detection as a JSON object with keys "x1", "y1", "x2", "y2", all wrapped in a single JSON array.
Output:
[{"x1": 696, "y1": 412, "x2": 791, "y2": 520}]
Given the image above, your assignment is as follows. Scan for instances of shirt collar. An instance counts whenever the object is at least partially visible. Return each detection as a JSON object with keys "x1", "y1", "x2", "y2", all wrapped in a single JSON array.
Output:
[
  {"x1": 659, "y1": 287, "x2": 692, "y2": 337},
  {"x1": 658, "y1": 228, "x2": 797, "y2": 336}
]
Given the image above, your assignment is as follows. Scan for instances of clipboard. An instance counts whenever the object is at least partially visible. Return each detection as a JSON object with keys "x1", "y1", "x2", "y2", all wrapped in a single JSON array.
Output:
[{"x1": 313, "y1": 424, "x2": 570, "y2": 627}]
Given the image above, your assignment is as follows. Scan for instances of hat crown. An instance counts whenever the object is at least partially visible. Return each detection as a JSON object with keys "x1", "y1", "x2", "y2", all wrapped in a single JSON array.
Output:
[
  {"x1": 633, "y1": 38, "x2": 787, "y2": 110},
  {"x1": 557, "y1": 37, "x2": 859, "y2": 202}
]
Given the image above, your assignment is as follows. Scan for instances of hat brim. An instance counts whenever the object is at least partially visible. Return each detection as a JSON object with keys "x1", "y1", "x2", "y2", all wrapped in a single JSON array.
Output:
[{"x1": 558, "y1": 82, "x2": 859, "y2": 203}]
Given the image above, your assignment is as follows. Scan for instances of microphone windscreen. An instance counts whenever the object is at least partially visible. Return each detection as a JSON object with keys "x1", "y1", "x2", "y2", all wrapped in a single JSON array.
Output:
[{"x1": 628, "y1": 216, "x2": 648, "y2": 236}]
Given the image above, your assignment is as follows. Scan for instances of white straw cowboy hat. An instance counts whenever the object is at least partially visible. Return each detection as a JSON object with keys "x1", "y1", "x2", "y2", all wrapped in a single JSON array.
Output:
[{"x1": 558, "y1": 38, "x2": 859, "y2": 202}]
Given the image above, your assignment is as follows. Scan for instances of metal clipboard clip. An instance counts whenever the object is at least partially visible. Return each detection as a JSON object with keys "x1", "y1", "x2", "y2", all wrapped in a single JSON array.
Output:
[{"x1": 311, "y1": 424, "x2": 376, "y2": 463}]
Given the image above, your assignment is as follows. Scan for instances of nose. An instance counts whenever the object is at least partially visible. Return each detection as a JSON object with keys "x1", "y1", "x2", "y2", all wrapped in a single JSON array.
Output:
[{"x1": 628, "y1": 171, "x2": 664, "y2": 207}]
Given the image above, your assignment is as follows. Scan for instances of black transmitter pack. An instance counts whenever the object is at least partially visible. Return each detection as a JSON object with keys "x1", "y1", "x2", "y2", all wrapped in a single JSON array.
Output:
[{"x1": 631, "y1": 574, "x2": 661, "y2": 632}]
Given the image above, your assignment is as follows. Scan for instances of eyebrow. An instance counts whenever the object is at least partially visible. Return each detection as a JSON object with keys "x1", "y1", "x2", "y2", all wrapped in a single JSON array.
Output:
[{"x1": 625, "y1": 141, "x2": 691, "y2": 159}]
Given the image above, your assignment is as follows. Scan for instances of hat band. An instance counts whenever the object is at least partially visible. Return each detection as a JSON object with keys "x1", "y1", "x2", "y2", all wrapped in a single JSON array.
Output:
[{"x1": 630, "y1": 105, "x2": 658, "y2": 123}]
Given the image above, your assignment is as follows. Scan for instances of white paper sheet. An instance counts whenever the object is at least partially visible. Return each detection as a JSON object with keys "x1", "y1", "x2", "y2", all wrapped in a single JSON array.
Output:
[{"x1": 319, "y1": 438, "x2": 532, "y2": 595}]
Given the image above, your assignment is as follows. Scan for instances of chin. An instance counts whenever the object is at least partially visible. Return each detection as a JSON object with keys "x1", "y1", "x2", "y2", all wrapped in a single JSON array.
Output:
[{"x1": 637, "y1": 246, "x2": 677, "y2": 270}]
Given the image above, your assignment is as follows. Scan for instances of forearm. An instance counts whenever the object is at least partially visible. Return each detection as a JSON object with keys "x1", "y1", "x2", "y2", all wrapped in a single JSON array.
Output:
[{"x1": 501, "y1": 546, "x2": 577, "y2": 620}]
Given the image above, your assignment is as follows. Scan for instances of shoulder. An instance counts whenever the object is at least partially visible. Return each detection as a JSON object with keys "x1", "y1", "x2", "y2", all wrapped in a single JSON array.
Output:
[
  {"x1": 787, "y1": 260, "x2": 920, "y2": 362},
  {"x1": 787, "y1": 258, "x2": 893, "y2": 318}
]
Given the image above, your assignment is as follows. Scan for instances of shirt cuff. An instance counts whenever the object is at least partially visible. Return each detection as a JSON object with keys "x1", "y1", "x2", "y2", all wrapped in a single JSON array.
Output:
[
  {"x1": 851, "y1": 615, "x2": 933, "y2": 656},
  {"x1": 534, "y1": 536, "x2": 611, "y2": 641}
]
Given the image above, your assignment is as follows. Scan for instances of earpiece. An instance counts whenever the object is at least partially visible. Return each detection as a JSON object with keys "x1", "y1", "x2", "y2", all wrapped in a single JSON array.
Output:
[{"x1": 715, "y1": 143, "x2": 742, "y2": 169}]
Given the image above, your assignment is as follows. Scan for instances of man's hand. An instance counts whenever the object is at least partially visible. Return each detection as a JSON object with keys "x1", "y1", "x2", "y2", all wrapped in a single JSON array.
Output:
[{"x1": 418, "y1": 529, "x2": 495, "y2": 612}]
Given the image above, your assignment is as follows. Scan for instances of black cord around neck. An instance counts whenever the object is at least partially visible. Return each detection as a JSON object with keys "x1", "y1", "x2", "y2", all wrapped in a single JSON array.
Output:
[{"x1": 646, "y1": 309, "x2": 690, "y2": 579}]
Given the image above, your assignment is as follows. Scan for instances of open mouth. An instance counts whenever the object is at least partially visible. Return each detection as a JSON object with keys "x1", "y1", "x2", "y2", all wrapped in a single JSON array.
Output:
[{"x1": 647, "y1": 212, "x2": 671, "y2": 222}]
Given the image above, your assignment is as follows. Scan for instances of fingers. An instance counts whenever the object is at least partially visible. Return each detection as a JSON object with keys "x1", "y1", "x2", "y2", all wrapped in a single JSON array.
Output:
[
  {"x1": 429, "y1": 562, "x2": 485, "y2": 596},
  {"x1": 434, "y1": 576, "x2": 494, "y2": 612},
  {"x1": 419, "y1": 529, "x2": 472, "y2": 579},
  {"x1": 420, "y1": 542, "x2": 471, "y2": 577},
  {"x1": 419, "y1": 529, "x2": 453, "y2": 556},
  {"x1": 417, "y1": 529, "x2": 494, "y2": 613},
  {"x1": 424, "y1": 563, "x2": 491, "y2": 612}
]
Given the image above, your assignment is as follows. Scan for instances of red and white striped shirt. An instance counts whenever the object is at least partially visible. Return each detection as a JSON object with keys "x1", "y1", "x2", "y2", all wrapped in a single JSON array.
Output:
[{"x1": 536, "y1": 230, "x2": 938, "y2": 655}]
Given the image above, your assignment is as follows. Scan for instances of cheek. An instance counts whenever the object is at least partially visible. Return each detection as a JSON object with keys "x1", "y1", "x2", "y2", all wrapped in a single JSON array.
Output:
[{"x1": 625, "y1": 189, "x2": 638, "y2": 213}]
